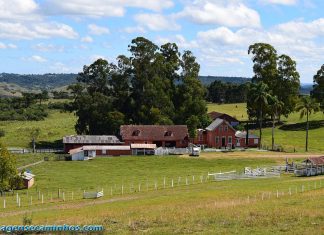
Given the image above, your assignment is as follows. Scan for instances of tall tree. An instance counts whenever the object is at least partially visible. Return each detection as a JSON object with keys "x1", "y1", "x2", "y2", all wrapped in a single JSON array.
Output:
[
  {"x1": 312, "y1": 64, "x2": 324, "y2": 109},
  {"x1": 248, "y1": 43, "x2": 300, "y2": 119},
  {"x1": 0, "y1": 143, "x2": 17, "y2": 193},
  {"x1": 296, "y1": 96, "x2": 320, "y2": 152},
  {"x1": 276, "y1": 54, "x2": 300, "y2": 117},
  {"x1": 247, "y1": 82, "x2": 271, "y2": 149},
  {"x1": 267, "y1": 95, "x2": 284, "y2": 150}
]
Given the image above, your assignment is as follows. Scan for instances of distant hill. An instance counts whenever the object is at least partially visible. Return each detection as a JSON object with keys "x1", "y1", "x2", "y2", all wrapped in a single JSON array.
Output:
[
  {"x1": 0, "y1": 73, "x2": 312, "y2": 96},
  {"x1": 0, "y1": 73, "x2": 77, "y2": 90},
  {"x1": 199, "y1": 76, "x2": 251, "y2": 85}
]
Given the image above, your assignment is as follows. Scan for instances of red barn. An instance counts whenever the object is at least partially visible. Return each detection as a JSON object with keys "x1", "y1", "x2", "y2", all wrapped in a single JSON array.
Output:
[
  {"x1": 120, "y1": 125, "x2": 189, "y2": 148},
  {"x1": 205, "y1": 118, "x2": 236, "y2": 148}
]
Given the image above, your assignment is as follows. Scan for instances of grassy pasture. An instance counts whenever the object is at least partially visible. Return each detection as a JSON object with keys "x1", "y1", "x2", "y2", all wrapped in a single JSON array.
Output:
[{"x1": 0, "y1": 153, "x2": 323, "y2": 234}]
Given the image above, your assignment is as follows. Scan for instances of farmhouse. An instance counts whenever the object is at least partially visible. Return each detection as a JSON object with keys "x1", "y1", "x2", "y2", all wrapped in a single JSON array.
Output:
[
  {"x1": 69, "y1": 145, "x2": 131, "y2": 160},
  {"x1": 208, "y1": 112, "x2": 239, "y2": 127},
  {"x1": 235, "y1": 131, "x2": 260, "y2": 148},
  {"x1": 120, "y1": 125, "x2": 189, "y2": 148},
  {"x1": 205, "y1": 118, "x2": 236, "y2": 148},
  {"x1": 193, "y1": 118, "x2": 259, "y2": 149},
  {"x1": 63, "y1": 135, "x2": 123, "y2": 153}
]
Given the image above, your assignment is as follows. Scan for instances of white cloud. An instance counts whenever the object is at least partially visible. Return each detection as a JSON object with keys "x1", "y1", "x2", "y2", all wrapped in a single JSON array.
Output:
[
  {"x1": 33, "y1": 43, "x2": 64, "y2": 52},
  {"x1": 88, "y1": 24, "x2": 110, "y2": 35},
  {"x1": 262, "y1": 0, "x2": 298, "y2": 5},
  {"x1": 155, "y1": 35, "x2": 198, "y2": 49},
  {"x1": 0, "y1": 0, "x2": 40, "y2": 20},
  {"x1": 178, "y1": 1, "x2": 261, "y2": 28},
  {"x1": 0, "y1": 42, "x2": 17, "y2": 49},
  {"x1": 134, "y1": 13, "x2": 180, "y2": 31},
  {"x1": 0, "y1": 22, "x2": 78, "y2": 40},
  {"x1": 81, "y1": 36, "x2": 93, "y2": 43},
  {"x1": 27, "y1": 55, "x2": 47, "y2": 63},
  {"x1": 42, "y1": 0, "x2": 174, "y2": 17},
  {"x1": 123, "y1": 26, "x2": 146, "y2": 34}
]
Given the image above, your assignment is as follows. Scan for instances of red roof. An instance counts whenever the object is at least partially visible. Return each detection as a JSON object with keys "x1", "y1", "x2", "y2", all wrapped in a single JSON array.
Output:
[
  {"x1": 208, "y1": 112, "x2": 239, "y2": 123},
  {"x1": 304, "y1": 156, "x2": 324, "y2": 166},
  {"x1": 120, "y1": 125, "x2": 189, "y2": 141}
]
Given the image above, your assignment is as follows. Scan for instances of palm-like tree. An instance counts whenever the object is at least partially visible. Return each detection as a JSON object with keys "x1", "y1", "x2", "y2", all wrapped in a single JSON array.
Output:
[
  {"x1": 249, "y1": 82, "x2": 271, "y2": 149},
  {"x1": 268, "y1": 95, "x2": 284, "y2": 150},
  {"x1": 296, "y1": 96, "x2": 320, "y2": 152}
]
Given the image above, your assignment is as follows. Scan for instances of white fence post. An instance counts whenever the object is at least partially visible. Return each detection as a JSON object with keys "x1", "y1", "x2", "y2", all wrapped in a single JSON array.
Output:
[
  {"x1": 16, "y1": 193, "x2": 19, "y2": 204},
  {"x1": 171, "y1": 179, "x2": 174, "y2": 188},
  {"x1": 42, "y1": 194, "x2": 44, "y2": 204},
  {"x1": 163, "y1": 177, "x2": 166, "y2": 189},
  {"x1": 122, "y1": 185, "x2": 124, "y2": 195},
  {"x1": 3, "y1": 199, "x2": 5, "y2": 209},
  {"x1": 63, "y1": 192, "x2": 65, "y2": 202},
  {"x1": 138, "y1": 183, "x2": 141, "y2": 192}
]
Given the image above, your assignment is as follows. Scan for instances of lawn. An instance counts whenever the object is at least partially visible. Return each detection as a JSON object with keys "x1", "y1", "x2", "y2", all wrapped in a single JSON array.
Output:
[{"x1": 0, "y1": 153, "x2": 323, "y2": 234}]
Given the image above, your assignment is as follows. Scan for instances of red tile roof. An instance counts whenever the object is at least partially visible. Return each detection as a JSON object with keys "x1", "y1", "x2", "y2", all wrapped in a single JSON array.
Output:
[
  {"x1": 304, "y1": 156, "x2": 324, "y2": 166},
  {"x1": 208, "y1": 112, "x2": 239, "y2": 123},
  {"x1": 120, "y1": 125, "x2": 189, "y2": 141}
]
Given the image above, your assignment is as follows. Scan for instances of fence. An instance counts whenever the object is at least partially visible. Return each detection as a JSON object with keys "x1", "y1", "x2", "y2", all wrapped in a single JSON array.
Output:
[{"x1": 8, "y1": 148, "x2": 64, "y2": 154}]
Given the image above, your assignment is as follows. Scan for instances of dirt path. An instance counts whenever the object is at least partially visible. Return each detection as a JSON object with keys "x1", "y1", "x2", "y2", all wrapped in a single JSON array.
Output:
[
  {"x1": 18, "y1": 160, "x2": 44, "y2": 170},
  {"x1": 0, "y1": 195, "x2": 140, "y2": 218}
]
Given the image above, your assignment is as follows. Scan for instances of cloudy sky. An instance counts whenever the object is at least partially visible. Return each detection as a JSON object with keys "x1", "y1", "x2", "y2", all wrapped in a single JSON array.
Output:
[{"x1": 0, "y1": 0, "x2": 323, "y2": 83}]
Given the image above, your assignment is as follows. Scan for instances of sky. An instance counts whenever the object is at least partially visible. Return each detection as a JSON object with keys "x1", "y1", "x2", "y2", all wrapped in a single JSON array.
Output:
[{"x1": 0, "y1": 0, "x2": 323, "y2": 83}]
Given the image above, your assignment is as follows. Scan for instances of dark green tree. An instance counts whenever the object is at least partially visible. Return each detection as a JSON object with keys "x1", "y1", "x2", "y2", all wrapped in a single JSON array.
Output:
[
  {"x1": 0, "y1": 143, "x2": 17, "y2": 193},
  {"x1": 247, "y1": 82, "x2": 271, "y2": 149},
  {"x1": 267, "y1": 95, "x2": 283, "y2": 150},
  {"x1": 296, "y1": 96, "x2": 320, "y2": 152},
  {"x1": 312, "y1": 64, "x2": 324, "y2": 109}
]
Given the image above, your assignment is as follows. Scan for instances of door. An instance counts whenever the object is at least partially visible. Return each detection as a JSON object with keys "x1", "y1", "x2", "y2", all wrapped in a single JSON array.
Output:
[{"x1": 222, "y1": 137, "x2": 226, "y2": 147}]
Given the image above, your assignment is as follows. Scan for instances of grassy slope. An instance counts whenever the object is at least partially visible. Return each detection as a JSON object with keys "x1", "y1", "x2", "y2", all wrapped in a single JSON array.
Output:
[
  {"x1": 208, "y1": 103, "x2": 324, "y2": 152},
  {"x1": 0, "y1": 110, "x2": 76, "y2": 148},
  {"x1": 1, "y1": 154, "x2": 323, "y2": 234}
]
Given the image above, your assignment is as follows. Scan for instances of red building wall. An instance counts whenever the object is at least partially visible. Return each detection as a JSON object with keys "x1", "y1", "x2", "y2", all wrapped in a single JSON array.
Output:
[
  {"x1": 123, "y1": 139, "x2": 187, "y2": 148},
  {"x1": 95, "y1": 149, "x2": 132, "y2": 156},
  {"x1": 206, "y1": 123, "x2": 236, "y2": 148},
  {"x1": 236, "y1": 138, "x2": 259, "y2": 148}
]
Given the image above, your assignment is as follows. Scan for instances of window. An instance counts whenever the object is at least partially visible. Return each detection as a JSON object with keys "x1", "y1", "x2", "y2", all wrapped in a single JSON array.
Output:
[
  {"x1": 132, "y1": 130, "x2": 140, "y2": 136},
  {"x1": 102, "y1": 149, "x2": 106, "y2": 155},
  {"x1": 236, "y1": 139, "x2": 240, "y2": 144},
  {"x1": 164, "y1": 131, "x2": 173, "y2": 137},
  {"x1": 224, "y1": 126, "x2": 228, "y2": 132},
  {"x1": 215, "y1": 136, "x2": 219, "y2": 144},
  {"x1": 84, "y1": 150, "x2": 89, "y2": 157},
  {"x1": 219, "y1": 126, "x2": 223, "y2": 132},
  {"x1": 228, "y1": 136, "x2": 232, "y2": 144},
  {"x1": 254, "y1": 139, "x2": 259, "y2": 144}
]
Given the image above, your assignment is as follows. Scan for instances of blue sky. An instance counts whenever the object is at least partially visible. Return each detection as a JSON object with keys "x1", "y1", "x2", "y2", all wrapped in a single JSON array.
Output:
[{"x1": 0, "y1": 0, "x2": 323, "y2": 83}]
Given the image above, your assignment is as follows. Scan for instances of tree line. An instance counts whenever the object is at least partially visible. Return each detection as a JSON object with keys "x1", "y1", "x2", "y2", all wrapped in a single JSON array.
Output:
[{"x1": 66, "y1": 37, "x2": 209, "y2": 137}]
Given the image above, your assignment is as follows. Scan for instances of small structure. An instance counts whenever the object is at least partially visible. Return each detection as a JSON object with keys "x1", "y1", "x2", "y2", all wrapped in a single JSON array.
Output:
[
  {"x1": 83, "y1": 190, "x2": 104, "y2": 199},
  {"x1": 63, "y1": 135, "x2": 123, "y2": 153},
  {"x1": 21, "y1": 172, "x2": 35, "y2": 189},
  {"x1": 120, "y1": 125, "x2": 189, "y2": 148},
  {"x1": 69, "y1": 147, "x2": 96, "y2": 161},
  {"x1": 235, "y1": 131, "x2": 259, "y2": 148},
  {"x1": 208, "y1": 112, "x2": 239, "y2": 127},
  {"x1": 131, "y1": 143, "x2": 156, "y2": 155},
  {"x1": 69, "y1": 145, "x2": 132, "y2": 160},
  {"x1": 295, "y1": 156, "x2": 324, "y2": 176}
]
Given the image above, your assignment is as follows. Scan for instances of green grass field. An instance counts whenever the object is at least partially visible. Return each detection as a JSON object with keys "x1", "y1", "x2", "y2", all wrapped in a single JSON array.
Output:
[{"x1": 1, "y1": 153, "x2": 323, "y2": 234}]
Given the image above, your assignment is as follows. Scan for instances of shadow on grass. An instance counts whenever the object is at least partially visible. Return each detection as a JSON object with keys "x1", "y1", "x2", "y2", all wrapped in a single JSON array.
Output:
[
  {"x1": 279, "y1": 120, "x2": 324, "y2": 131},
  {"x1": 31, "y1": 139, "x2": 63, "y2": 149}
]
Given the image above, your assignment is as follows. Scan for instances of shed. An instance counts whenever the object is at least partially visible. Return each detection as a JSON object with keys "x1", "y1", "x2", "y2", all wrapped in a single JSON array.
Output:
[
  {"x1": 131, "y1": 143, "x2": 156, "y2": 155},
  {"x1": 208, "y1": 112, "x2": 239, "y2": 127},
  {"x1": 21, "y1": 172, "x2": 35, "y2": 189},
  {"x1": 69, "y1": 147, "x2": 96, "y2": 161},
  {"x1": 303, "y1": 156, "x2": 324, "y2": 166},
  {"x1": 235, "y1": 131, "x2": 259, "y2": 148},
  {"x1": 63, "y1": 135, "x2": 123, "y2": 153}
]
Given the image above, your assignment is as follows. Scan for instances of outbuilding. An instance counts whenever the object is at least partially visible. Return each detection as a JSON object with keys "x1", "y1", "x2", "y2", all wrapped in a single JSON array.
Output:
[
  {"x1": 63, "y1": 135, "x2": 123, "y2": 153},
  {"x1": 235, "y1": 131, "x2": 260, "y2": 148},
  {"x1": 21, "y1": 172, "x2": 35, "y2": 189},
  {"x1": 69, "y1": 145, "x2": 132, "y2": 160},
  {"x1": 131, "y1": 143, "x2": 156, "y2": 155}
]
